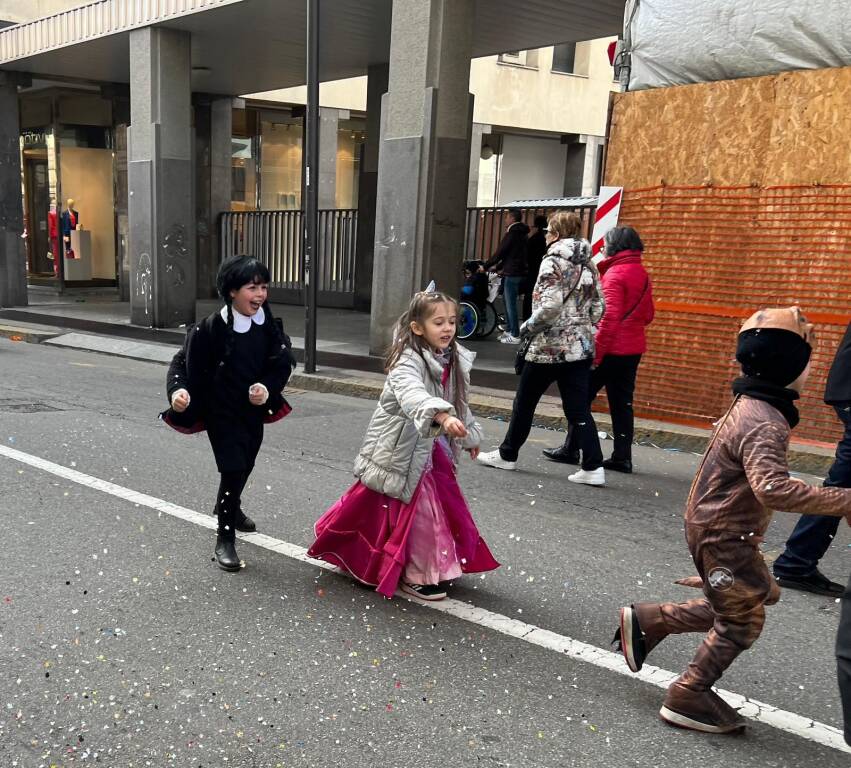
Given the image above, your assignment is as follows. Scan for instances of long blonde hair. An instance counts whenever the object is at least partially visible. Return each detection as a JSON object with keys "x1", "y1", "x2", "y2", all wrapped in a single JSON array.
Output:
[{"x1": 385, "y1": 291, "x2": 467, "y2": 418}]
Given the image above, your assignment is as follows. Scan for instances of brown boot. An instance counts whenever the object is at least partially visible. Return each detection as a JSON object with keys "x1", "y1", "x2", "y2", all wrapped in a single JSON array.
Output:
[
  {"x1": 660, "y1": 681, "x2": 746, "y2": 734},
  {"x1": 613, "y1": 603, "x2": 669, "y2": 672}
]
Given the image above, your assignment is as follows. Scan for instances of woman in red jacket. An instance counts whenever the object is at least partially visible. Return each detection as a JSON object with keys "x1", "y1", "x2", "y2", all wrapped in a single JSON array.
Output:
[{"x1": 543, "y1": 226, "x2": 654, "y2": 473}]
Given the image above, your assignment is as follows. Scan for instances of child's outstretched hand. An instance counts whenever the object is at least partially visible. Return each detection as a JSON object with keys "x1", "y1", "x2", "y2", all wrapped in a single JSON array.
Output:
[
  {"x1": 467, "y1": 447, "x2": 480, "y2": 460},
  {"x1": 249, "y1": 383, "x2": 269, "y2": 406},
  {"x1": 435, "y1": 413, "x2": 468, "y2": 438},
  {"x1": 171, "y1": 388, "x2": 190, "y2": 413}
]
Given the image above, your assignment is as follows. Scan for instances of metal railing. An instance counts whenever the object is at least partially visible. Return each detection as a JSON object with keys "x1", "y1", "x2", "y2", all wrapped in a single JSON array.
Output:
[
  {"x1": 220, "y1": 204, "x2": 598, "y2": 308},
  {"x1": 220, "y1": 209, "x2": 358, "y2": 307},
  {"x1": 463, "y1": 205, "x2": 596, "y2": 263}
]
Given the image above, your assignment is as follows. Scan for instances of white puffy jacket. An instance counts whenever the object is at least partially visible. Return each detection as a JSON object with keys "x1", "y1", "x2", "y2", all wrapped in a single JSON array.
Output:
[{"x1": 354, "y1": 344, "x2": 483, "y2": 503}]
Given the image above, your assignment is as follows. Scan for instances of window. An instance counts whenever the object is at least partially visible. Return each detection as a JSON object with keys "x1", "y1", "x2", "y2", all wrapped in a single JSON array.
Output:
[
  {"x1": 552, "y1": 42, "x2": 577, "y2": 74},
  {"x1": 499, "y1": 51, "x2": 523, "y2": 64}
]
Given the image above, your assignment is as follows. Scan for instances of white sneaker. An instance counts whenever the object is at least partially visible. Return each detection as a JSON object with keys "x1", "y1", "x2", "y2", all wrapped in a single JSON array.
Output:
[
  {"x1": 499, "y1": 333, "x2": 520, "y2": 345},
  {"x1": 568, "y1": 467, "x2": 606, "y2": 486},
  {"x1": 476, "y1": 450, "x2": 517, "y2": 471}
]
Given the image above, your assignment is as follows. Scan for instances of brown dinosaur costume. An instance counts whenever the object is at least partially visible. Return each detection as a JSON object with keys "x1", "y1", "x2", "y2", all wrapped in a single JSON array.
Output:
[{"x1": 615, "y1": 307, "x2": 851, "y2": 734}]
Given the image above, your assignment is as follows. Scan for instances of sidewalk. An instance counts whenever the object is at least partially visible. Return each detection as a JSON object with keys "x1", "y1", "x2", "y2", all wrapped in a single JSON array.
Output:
[{"x1": 0, "y1": 290, "x2": 836, "y2": 474}]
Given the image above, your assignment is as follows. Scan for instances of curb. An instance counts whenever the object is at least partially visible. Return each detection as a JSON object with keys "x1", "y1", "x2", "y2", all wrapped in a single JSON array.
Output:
[
  {"x1": 0, "y1": 324, "x2": 59, "y2": 344},
  {"x1": 289, "y1": 371, "x2": 834, "y2": 476},
  {"x1": 2, "y1": 322, "x2": 835, "y2": 476}
]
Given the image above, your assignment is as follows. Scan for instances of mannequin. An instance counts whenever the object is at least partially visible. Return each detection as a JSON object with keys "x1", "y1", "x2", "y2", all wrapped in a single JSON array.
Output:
[
  {"x1": 60, "y1": 198, "x2": 80, "y2": 260},
  {"x1": 47, "y1": 198, "x2": 59, "y2": 276}
]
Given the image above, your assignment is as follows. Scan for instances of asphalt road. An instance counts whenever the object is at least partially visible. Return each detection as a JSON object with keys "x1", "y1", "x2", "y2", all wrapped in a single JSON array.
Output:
[{"x1": 1, "y1": 336, "x2": 850, "y2": 767}]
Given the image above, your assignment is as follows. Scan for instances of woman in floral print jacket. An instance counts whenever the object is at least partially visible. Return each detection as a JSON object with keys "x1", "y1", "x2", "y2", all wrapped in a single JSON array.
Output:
[{"x1": 478, "y1": 211, "x2": 608, "y2": 486}]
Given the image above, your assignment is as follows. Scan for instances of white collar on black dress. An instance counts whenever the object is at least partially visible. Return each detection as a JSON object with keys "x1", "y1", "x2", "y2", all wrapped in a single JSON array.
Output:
[{"x1": 220, "y1": 305, "x2": 265, "y2": 333}]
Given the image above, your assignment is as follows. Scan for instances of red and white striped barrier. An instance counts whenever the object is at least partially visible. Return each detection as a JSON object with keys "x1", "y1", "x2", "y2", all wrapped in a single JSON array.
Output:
[{"x1": 591, "y1": 186, "x2": 623, "y2": 262}]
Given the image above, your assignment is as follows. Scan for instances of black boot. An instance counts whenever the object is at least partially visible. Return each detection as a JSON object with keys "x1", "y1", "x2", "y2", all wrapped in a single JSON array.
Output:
[
  {"x1": 214, "y1": 532, "x2": 241, "y2": 571},
  {"x1": 542, "y1": 444, "x2": 580, "y2": 464},
  {"x1": 603, "y1": 457, "x2": 633, "y2": 474},
  {"x1": 234, "y1": 513, "x2": 256, "y2": 533}
]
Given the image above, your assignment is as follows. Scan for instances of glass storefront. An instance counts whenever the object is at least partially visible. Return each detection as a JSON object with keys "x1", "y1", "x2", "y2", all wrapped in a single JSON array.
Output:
[
  {"x1": 19, "y1": 88, "x2": 119, "y2": 285},
  {"x1": 231, "y1": 105, "x2": 365, "y2": 212}
]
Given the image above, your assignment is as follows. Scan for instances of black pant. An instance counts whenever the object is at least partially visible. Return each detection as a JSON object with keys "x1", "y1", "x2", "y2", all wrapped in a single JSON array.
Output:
[
  {"x1": 774, "y1": 405, "x2": 851, "y2": 577},
  {"x1": 521, "y1": 280, "x2": 534, "y2": 323},
  {"x1": 215, "y1": 470, "x2": 250, "y2": 539},
  {"x1": 565, "y1": 354, "x2": 641, "y2": 462},
  {"x1": 500, "y1": 359, "x2": 603, "y2": 470},
  {"x1": 838, "y1": 572, "x2": 851, "y2": 745}
]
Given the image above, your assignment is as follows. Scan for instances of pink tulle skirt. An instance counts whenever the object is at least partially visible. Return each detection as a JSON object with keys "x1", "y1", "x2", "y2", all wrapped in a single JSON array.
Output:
[{"x1": 307, "y1": 441, "x2": 500, "y2": 597}]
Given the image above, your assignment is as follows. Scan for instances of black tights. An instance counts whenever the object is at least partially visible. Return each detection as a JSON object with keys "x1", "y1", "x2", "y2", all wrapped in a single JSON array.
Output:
[{"x1": 215, "y1": 470, "x2": 250, "y2": 538}]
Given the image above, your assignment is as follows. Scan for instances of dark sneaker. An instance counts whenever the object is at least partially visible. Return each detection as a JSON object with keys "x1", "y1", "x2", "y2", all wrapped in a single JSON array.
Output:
[
  {"x1": 614, "y1": 604, "x2": 647, "y2": 672},
  {"x1": 401, "y1": 582, "x2": 447, "y2": 601},
  {"x1": 234, "y1": 514, "x2": 256, "y2": 533},
  {"x1": 542, "y1": 445, "x2": 581, "y2": 465},
  {"x1": 603, "y1": 458, "x2": 633, "y2": 474},
  {"x1": 660, "y1": 682, "x2": 747, "y2": 734},
  {"x1": 774, "y1": 568, "x2": 844, "y2": 597},
  {"x1": 613, "y1": 603, "x2": 668, "y2": 672}
]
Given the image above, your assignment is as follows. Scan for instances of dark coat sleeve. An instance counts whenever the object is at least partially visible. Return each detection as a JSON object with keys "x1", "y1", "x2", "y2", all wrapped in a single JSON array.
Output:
[
  {"x1": 484, "y1": 232, "x2": 512, "y2": 271},
  {"x1": 163, "y1": 320, "x2": 215, "y2": 429},
  {"x1": 259, "y1": 318, "x2": 296, "y2": 399},
  {"x1": 826, "y1": 322, "x2": 851, "y2": 406}
]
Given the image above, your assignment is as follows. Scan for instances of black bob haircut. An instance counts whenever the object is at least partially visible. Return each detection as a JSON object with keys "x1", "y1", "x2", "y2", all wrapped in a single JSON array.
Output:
[
  {"x1": 604, "y1": 226, "x2": 644, "y2": 256},
  {"x1": 216, "y1": 255, "x2": 271, "y2": 302},
  {"x1": 507, "y1": 208, "x2": 522, "y2": 223},
  {"x1": 462, "y1": 260, "x2": 484, "y2": 273}
]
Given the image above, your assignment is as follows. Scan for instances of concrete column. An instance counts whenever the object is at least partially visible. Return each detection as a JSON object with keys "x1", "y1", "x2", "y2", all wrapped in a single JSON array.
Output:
[
  {"x1": 318, "y1": 107, "x2": 341, "y2": 209},
  {"x1": 0, "y1": 73, "x2": 27, "y2": 308},
  {"x1": 354, "y1": 63, "x2": 389, "y2": 311},
  {"x1": 195, "y1": 96, "x2": 232, "y2": 299},
  {"x1": 369, "y1": 0, "x2": 475, "y2": 353},
  {"x1": 128, "y1": 27, "x2": 195, "y2": 327}
]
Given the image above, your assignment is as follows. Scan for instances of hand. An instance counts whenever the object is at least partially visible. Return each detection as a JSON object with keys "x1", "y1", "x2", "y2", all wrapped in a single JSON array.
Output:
[
  {"x1": 435, "y1": 412, "x2": 468, "y2": 438},
  {"x1": 171, "y1": 388, "x2": 190, "y2": 413},
  {"x1": 467, "y1": 446, "x2": 480, "y2": 460},
  {"x1": 249, "y1": 383, "x2": 269, "y2": 406}
]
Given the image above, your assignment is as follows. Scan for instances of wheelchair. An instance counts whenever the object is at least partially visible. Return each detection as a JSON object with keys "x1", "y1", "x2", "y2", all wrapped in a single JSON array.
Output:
[{"x1": 457, "y1": 273, "x2": 503, "y2": 340}]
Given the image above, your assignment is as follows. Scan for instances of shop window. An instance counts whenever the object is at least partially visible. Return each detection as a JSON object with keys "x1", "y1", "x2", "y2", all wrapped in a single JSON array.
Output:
[
  {"x1": 552, "y1": 43, "x2": 577, "y2": 74},
  {"x1": 259, "y1": 119, "x2": 303, "y2": 210},
  {"x1": 231, "y1": 136, "x2": 257, "y2": 211},
  {"x1": 336, "y1": 119, "x2": 365, "y2": 209}
]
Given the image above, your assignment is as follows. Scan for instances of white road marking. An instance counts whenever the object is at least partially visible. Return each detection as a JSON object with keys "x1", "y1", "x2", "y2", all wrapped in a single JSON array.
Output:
[{"x1": 2, "y1": 442, "x2": 848, "y2": 754}]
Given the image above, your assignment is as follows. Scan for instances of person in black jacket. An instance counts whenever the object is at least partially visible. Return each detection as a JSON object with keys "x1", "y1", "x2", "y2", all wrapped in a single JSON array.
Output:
[
  {"x1": 772, "y1": 321, "x2": 851, "y2": 596},
  {"x1": 840, "y1": 575, "x2": 851, "y2": 746},
  {"x1": 483, "y1": 208, "x2": 529, "y2": 343},
  {"x1": 162, "y1": 256, "x2": 295, "y2": 571},
  {"x1": 522, "y1": 215, "x2": 548, "y2": 322}
]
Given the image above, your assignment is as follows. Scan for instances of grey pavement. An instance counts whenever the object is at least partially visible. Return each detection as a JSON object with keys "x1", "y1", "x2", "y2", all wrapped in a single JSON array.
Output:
[{"x1": 1, "y1": 337, "x2": 850, "y2": 767}]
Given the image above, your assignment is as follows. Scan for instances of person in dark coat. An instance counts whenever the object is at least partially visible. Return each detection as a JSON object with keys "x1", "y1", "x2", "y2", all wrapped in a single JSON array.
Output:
[
  {"x1": 483, "y1": 208, "x2": 529, "y2": 343},
  {"x1": 543, "y1": 226, "x2": 654, "y2": 473},
  {"x1": 772, "y1": 321, "x2": 851, "y2": 596},
  {"x1": 522, "y1": 215, "x2": 548, "y2": 322},
  {"x1": 162, "y1": 256, "x2": 295, "y2": 571},
  {"x1": 839, "y1": 576, "x2": 851, "y2": 746}
]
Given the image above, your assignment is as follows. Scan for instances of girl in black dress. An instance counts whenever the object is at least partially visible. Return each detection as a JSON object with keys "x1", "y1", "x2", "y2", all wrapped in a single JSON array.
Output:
[{"x1": 163, "y1": 256, "x2": 294, "y2": 571}]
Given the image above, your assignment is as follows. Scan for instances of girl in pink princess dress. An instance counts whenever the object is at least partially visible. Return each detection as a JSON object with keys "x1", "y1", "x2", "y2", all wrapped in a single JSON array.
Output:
[{"x1": 308, "y1": 291, "x2": 499, "y2": 600}]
